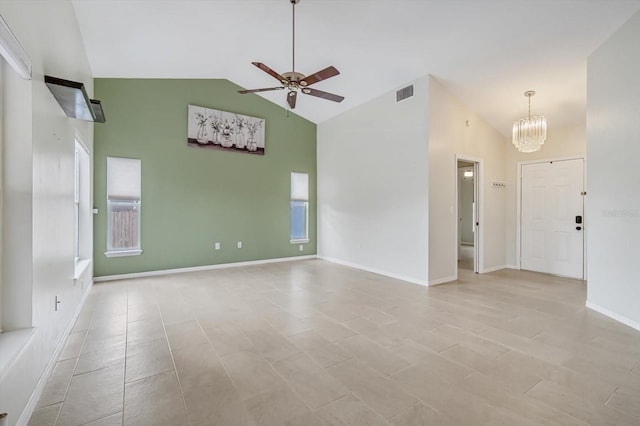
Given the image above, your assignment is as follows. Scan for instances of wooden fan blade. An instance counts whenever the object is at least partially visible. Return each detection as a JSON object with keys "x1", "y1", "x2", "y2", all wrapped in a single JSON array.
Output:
[
  {"x1": 238, "y1": 86, "x2": 285, "y2": 94},
  {"x1": 299, "y1": 66, "x2": 340, "y2": 87},
  {"x1": 252, "y1": 62, "x2": 287, "y2": 84},
  {"x1": 301, "y1": 88, "x2": 344, "y2": 103},
  {"x1": 287, "y1": 91, "x2": 298, "y2": 109}
]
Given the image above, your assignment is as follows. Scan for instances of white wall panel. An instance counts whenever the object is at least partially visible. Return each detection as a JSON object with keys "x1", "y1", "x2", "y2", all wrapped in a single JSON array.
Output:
[
  {"x1": 586, "y1": 9, "x2": 640, "y2": 327},
  {"x1": 318, "y1": 78, "x2": 429, "y2": 284}
]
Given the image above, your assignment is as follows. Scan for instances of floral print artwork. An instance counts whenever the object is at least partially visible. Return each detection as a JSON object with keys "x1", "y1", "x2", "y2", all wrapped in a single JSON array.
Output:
[{"x1": 187, "y1": 105, "x2": 265, "y2": 155}]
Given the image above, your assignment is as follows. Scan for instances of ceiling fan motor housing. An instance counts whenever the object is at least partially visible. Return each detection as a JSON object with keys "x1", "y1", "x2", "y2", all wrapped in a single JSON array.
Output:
[{"x1": 282, "y1": 71, "x2": 305, "y2": 88}]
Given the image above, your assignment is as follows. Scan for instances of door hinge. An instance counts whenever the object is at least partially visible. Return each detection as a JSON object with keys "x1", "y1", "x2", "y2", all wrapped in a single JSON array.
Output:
[{"x1": 581, "y1": 191, "x2": 587, "y2": 196}]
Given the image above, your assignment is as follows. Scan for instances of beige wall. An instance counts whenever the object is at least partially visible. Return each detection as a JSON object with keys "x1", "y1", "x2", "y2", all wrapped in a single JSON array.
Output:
[
  {"x1": 428, "y1": 77, "x2": 506, "y2": 284},
  {"x1": 504, "y1": 124, "x2": 587, "y2": 267}
]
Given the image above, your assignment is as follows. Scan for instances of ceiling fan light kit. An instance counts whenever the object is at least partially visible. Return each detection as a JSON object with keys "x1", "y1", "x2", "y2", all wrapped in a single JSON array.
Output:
[
  {"x1": 238, "y1": 0, "x2": 344, "y2": 109},
  {"x1": 512, "y1": 90, "x2": 546, "y2": 153}
]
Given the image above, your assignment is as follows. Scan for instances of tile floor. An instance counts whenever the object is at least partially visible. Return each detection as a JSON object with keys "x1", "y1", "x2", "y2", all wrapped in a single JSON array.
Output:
[{"x1": 28, "y1": 259, "x2": 640, "y2": 425}]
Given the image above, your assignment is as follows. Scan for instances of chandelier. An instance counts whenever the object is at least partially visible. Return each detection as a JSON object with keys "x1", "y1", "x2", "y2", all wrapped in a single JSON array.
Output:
[{"x1": 512, "y1": 90, "x2": 546, "y2": 153}]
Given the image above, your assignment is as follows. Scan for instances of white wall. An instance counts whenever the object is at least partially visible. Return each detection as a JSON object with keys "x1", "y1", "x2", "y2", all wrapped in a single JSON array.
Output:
[
  {"x1": 586, "y1": 10, "x2": 640, "y2": 328},
  {"x1": 0, "y1": 1, "x2": 94, "y2": 424},
  {"x1": 318, "y1": 76, "x2": 507, "y2": 286},
  {"x1": 428, "y1": 77, "x2": 506, "y2": 283},
  {"x1": 2, "y1": 57, "x2": 33, "y2": 331},
  {"x1": 0, "y1": 64, "x2": 3, "y2": 331},
  {"x1": 318, "y1": 77, "x2": 430, "y2": 284},
  {"x1": 504, "y1": 125, "x2": 586, "y2": 268}
]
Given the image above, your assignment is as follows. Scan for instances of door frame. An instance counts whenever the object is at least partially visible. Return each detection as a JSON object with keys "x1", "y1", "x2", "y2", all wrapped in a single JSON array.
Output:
[
  {"x1": 454, "y1": 154, "x2": 483, "y2": 278},
  {"x1": 516, "y1": 156, "x2": 587, "y2": 279}
]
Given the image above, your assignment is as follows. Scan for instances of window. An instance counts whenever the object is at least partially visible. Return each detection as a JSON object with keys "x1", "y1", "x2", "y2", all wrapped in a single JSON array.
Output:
[
  {"x1": 74, "y1": 137, "x2": 92, "y2": 278},
  {"x1": 74, "y1": 145, "x2": 80, "y2": 261},
  {"x1": 106, "y1": 157, "x2": 142, "y2": 257},
  {"x1": 290, "y1": 172, "x2": 309, "y2": 243}
]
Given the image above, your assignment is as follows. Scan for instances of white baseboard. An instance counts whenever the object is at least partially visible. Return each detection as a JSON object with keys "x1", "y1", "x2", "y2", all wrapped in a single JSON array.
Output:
[
  {"x1": 94, "y1": 255, "x2": 318, "y2": 282},
  {"x1": 506, "y1": 264, "x2": 519, "y2": 270},
  {"x1": 428, "y1": 275, "x2": 457, "y2": 286},
  {"x1": 585, "y1": 301, "x2": 640, "y2": 332},
  {"x1": 16, "y1": 279, "x2": 94, "y2": 426},
  {"x1": 482, "y1": 264, "x2": 508, "y2": 273},
  {"x1": 318, "y1": 256, "x2": 428, "y2": 287}
]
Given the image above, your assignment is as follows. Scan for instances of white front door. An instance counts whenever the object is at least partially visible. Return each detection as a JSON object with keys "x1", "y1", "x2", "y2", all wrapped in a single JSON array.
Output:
[{"x1": 521, "y1": 159, "x2": 584, "y2": 279}]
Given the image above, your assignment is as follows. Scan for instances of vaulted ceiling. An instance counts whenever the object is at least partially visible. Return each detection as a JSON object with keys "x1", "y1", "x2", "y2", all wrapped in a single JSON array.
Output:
[{"x1": 72, "y1": 0, "x2": 640, "y2": 136}]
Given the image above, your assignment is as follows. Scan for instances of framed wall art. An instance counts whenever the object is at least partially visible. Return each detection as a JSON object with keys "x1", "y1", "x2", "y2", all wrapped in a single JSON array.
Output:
[{"x1": 187, "y1": 104, "x2": 265, "y2": 155}]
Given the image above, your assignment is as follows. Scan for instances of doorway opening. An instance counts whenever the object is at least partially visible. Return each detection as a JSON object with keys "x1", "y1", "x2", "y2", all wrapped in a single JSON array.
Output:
[{"x1": 457, "y1": 159, "x2": 479, "y2": 273}]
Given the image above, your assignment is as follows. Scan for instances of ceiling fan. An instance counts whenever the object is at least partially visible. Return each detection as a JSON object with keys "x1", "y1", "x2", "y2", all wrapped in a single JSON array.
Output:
[{"x1": 238, "y1": 0, "x2": 344, "y2": 109}]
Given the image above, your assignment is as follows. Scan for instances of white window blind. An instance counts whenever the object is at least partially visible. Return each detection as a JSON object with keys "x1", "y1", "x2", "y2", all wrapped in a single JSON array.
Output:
[
  {"x1": 106, "y1": 157, "x2": 142, "y2": 256},
  {"x1": 107, "y1": 157, "x2": 141, "y2": 200},
  {"x1": 291, "y1": 172, "x2": 309, "y2": 201}
]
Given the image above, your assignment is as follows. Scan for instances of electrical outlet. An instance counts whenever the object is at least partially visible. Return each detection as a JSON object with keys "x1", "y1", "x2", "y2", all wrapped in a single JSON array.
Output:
[
  {"x1": 237, "y1": 241, "x2": 243, "y2": 249},
  {"x1": 214, "y1": 242, "x2": 220, "y2": 250},
  {"x1": 299, "y1": 244, "x2": 304, "y2": 252}
]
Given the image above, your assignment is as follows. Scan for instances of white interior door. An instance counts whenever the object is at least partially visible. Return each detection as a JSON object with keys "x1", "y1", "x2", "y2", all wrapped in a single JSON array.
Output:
[{"x1": 521, "y1": 159, "x2": 584, "y2": 279}]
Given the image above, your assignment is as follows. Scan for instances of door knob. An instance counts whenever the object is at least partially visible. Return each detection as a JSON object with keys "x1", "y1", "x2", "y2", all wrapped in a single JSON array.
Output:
[{"x1": 576, "y1": 226, "x2": 582, "y2": 230}]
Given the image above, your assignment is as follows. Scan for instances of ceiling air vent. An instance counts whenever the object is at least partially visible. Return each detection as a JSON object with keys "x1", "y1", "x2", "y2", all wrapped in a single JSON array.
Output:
[{"x1": 396, "y1": 84, "x2": 414, "y2": 102}]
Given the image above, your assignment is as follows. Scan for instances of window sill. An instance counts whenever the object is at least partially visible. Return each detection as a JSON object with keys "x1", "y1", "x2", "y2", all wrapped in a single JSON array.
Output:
[
  {"x1": 74, "y1": 258, "x2": 92, "y2": 280},
  {"x1": 105, "y1": 249, "x2": 143, "y2": 258},
  {"x1": 0, "y1": 327, "x2": 37, "y2": 380},
  {"x1": 290, "y1": 239, "x2": 310, "y2": 244}
]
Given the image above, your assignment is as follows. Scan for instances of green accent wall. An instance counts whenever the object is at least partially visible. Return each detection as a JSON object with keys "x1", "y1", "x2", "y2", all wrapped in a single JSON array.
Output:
[{"x1": 93, "y1": 79, "x2": 316, "y2": 277}]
